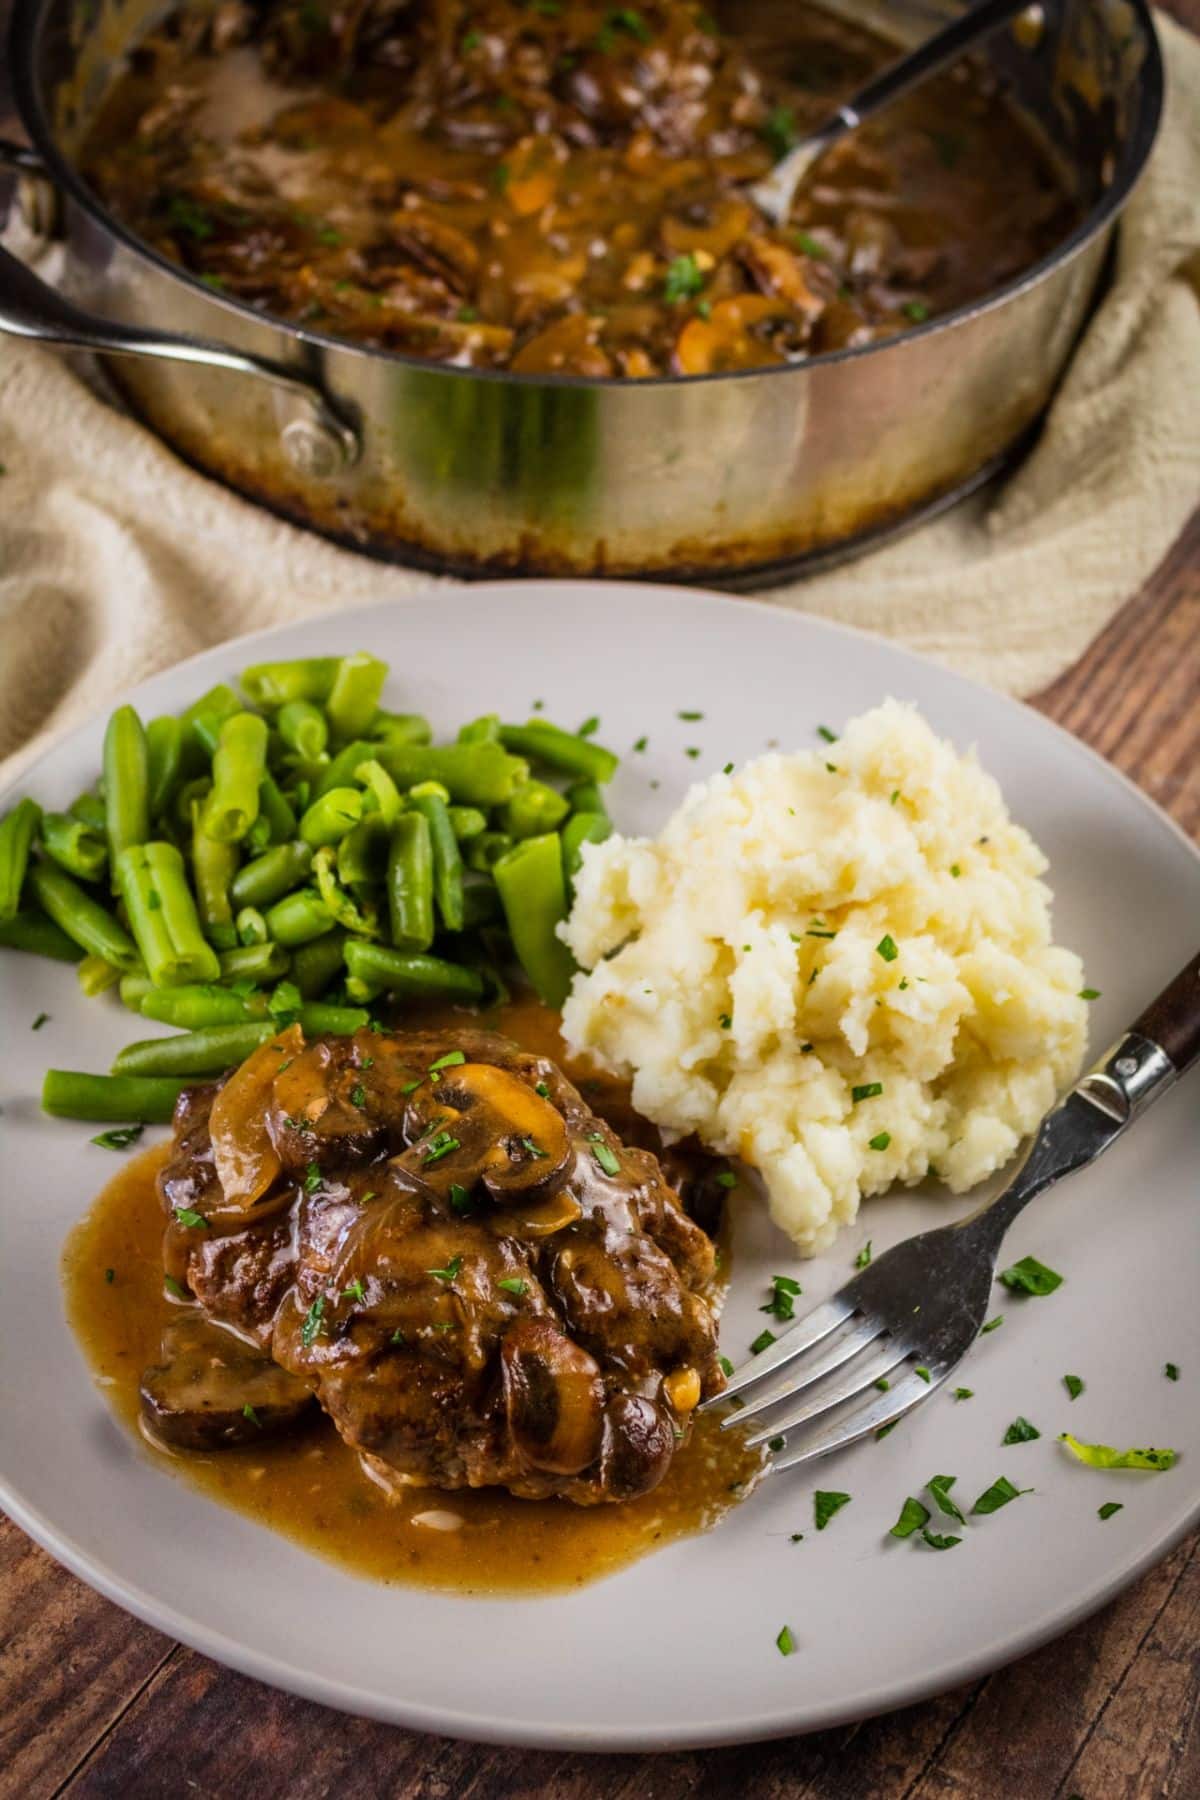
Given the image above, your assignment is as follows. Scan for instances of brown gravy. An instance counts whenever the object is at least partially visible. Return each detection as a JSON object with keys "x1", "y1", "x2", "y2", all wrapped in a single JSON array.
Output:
[{"x1": 62, "y1": 998, "x2": 763, "y2": 1595}]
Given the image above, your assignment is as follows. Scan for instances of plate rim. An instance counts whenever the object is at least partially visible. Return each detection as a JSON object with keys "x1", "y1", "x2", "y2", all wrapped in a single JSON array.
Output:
[{"x1": 2, "y1": 577, "x2": 1197, "y2": 1750}]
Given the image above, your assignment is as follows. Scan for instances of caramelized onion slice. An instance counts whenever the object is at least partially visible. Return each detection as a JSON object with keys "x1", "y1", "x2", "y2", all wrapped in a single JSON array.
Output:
[
  {"x1": 501, "y1": 1318, "x2": 604, "y2": 1476},
  {"x1": 208, "y1": 1024, "x2": 302, "y2": 1211}
]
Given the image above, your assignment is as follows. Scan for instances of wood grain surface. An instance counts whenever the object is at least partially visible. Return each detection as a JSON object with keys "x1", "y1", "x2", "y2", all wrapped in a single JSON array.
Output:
[{"x1": 2, "y1": 4, "x2": 1199, "y2": 1792}]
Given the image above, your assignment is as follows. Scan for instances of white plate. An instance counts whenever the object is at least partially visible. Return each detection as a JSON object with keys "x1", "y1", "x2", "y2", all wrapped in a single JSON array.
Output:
[{"x1": 1, "y1": 581, "x2": 1197, "y2": 1751}]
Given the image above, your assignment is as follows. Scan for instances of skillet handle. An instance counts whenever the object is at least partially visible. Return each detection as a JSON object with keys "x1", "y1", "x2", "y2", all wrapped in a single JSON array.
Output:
[
  {"x1": 1130, "y1": 951, "x2": 1200, "y2": 1075},
  {"x1": 0, "y1": 147, "x2": 358, "y2": 476}
]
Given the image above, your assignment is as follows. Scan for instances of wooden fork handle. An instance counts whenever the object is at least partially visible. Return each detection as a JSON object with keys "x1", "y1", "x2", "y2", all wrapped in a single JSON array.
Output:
[{"x1": 1130, "y1": 950, "x2": 1200, "y2": 1074}]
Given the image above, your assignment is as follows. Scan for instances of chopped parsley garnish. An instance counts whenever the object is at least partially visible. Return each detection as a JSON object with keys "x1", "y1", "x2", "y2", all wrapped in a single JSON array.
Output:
[
  {"x1": 1165, "y1": 1362, "x2": 1180, "y2": 1381},
  {"x1": 498, "y1": 1277, "x2": 527, "y2": 1296},
  {"x1": 663, "y1": 253, "x2": 705, "y2": 304},
  {"x1": 1079, "y1": 987, "x2": 1101, "y2": 1000},
  {"x1": 428, "y1": 1255, "x2": 463, "y2": 1285},
  {"x1": 868, "y1": 1132, "x2": 891, "y2": 1152},
  {"x1": 775, "y1": 1623, "x2": 797, "y2": 1656},
  {"x1": 31, "y1": 1011, "x2": 49, "y2": 1030},
  {"x1": 874, "y1": 1378, "x2": 890, "y2": 1392},
  {"x1": 953, "y1": 1387, "x2": 974, "y2": 1401},
  {"x1": 718, "y1": 1012, "x2": 732, "y2": 1030},
  {"x1": 890, "y1": 1496, "x2": 930, "y2": 1539},
  {"x1": 633, "y1": 735, "x2": 648, "y2": 752},
  {"x1": 1098, "y1": 1502, "x2": 1124, "y2": 1520},
  {"x1": 927, "y1": 1474, "x2": 965, "y2": 1523},
  {"x1": 722, "y1": 762, "x2": 734, "y2": 774},
  {"x1": 519, "y1": 1136, "x2": 547, "y2": 1159},
  {"x1": 684, "y1": 746, "x2": 701, "y2": 760},
  {"x1": 173, "y1": 1208, "x2": 208, "y2": 1230},
  {"x1": 1003, "y1": 1416, "x2": 1041, "y2": 1444},
  {"x1": 242, "y1": 1404, "x2": 262, "y2": 1428},
  {"x1": 761, "y1": 1274, "x2": 802, "y2": 1321},
  {"x1": 921, "y1": 1529, "x2": 961, "y2": 1550},
  {"x1": 588, "y1": 1134, "x2": 620, "y2": 1176},
  {"x1": 903, "y1": 300, "x2": 930, "y2": 323},
  {"x1": 816, "y1": 724, "x2": 838, "y2": 743},
  {"x1": 300, "y1": 1296, "x2": 326, "y2": 1346},
  {"x1": 768, "y1": 1435, "x2": 785, "y2": 1452},
  {"x1": 428, "y1": 1050, "x2": 467, "y2": 1073},
  {"x1": 163, "y1": 1275, "x2": 188, "y2": 1301},
  {"x1": 789, "y1": 1532, "x2": 804, "y2": 1543},
  {"x1": 890, "y1": 789, "x2": 900, "y2": 805},
  {"x1": 914, "y1": 1366, "x2": 931, "y2": 1383},
  {"x1": 678, "y1": 709, "x2": 704, "y2": 721},
  {"x1": 999, "y1": 1255, "x2": 1063, "y2": 1297},
  {"x1": 750, "y1": 1328, "x2": 776, "y2": 1355},
  {"x1": 852, "y1": 1083, "x2": 883, "y2": 1103},
  {"x1": 577, "y1": 715, "x2": 600, "y2": 738},
  {"x1": 814, "y1": 1490, "x2": 851, "y2": 1531},
  {"x1": 980, "y1": 1315, "x2": 1004, "y2": 1335},
  {"x1": 535, "y1": 1081, "x2": 551, "y2": 1098},
  {"x1": 1064, "y1": 1374, "x2": 1084, "y2": 1400},
  {"x1": 401, "y1": 1079, "x2": 422, "y2": 1095},
  {"x1": 104, "y1": 1268, "x2": 115, "y2": 1284},
  {"x1": 350, "y1": 1084, "x2": 367, "y2": 1109},
  {"x1": 422, "y1": 1132, "x2": 462, "y2": 1165},
  {"x1": 876, "y1": 1421, "x2": 897, "y2": 1441},
  {"x1": 448, "y1": 1183, "x2": 473, "y2": 1215},
  {"x1": 855, "y1": 1241, "x2": 872, "y2": 1267},
  {"x1": 762, "y1": 105, "x2": 797, "y2": 158},
  {"x1": 90, "y1": 1124, "x2": 144, "y2": 1151},
  {"x1": 342, "y1": 1279, "x2": 365, "y2": 1302},
  {"x1": 267, "y1": 979, "x2": 303, "y2": 1025},
  {"x1": 1058, "y1": 1434, "x2": 1176, "y2": 1472},
  {"x1": 304, "y1": 1162, "x2": 322, "y2": 1193},
  {"x1": 972, "y1": 1474, "x2": 1030, "y2": 1514},
  {"x1": 875, "y1": 935, "x2": 899, "y2": 963},
  {"x1": 718, "y1": 1354, "x2": 735, "y2": 1377},
  {"x1": 716, "y1": 1170, "x2": 738, "y2": 1189},
  {"x1": 806, "y1": 926, "x2": 837, "y2": 939}
]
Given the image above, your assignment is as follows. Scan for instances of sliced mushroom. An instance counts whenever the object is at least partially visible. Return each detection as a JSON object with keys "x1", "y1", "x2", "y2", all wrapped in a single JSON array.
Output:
[
  {"x1": 662, "y1": 197, "x2": 755, "y2": 260},
  {"x1": 510, "y1": 312, "x2": 613, "y2": 376},
  {"x1": 406, "y1": 1061, "x2": 574, "y2": 1203},
  {"x1": 501, "y1": 1318, "x2": 604, "y2": 1475},
  {"x1": 208, "y1": 1024, "x2": 301, "y2": 1211},
  {"x1": 598, "y1": 1392, "x2": 675, "y2": 1500},
  {"x1": 140, "y1": 1312, "x2": 315, "y2": 1450},
  {"x1": 673, "y1": 295, "x2": 791, "y2": 374}
]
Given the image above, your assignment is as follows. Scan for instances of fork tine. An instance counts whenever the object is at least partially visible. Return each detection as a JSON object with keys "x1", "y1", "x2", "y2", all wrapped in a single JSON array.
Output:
[
  {"x1": 740, "y1": 1343, "x2": 911, "y2": 1447},
  {"x1": 702, "y1": 1292, "x2": 856, "y2": 1409},
  {"x1": 768, "y1": 1366, "x2": 949, "y2": 1472},
  {"x1": 719, "y1": 1314, "x2": 889, "y2": 1428}
]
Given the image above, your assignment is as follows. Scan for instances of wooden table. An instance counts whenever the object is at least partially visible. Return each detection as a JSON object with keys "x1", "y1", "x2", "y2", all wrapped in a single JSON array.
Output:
[{"x1": 3, "y1": 9, "x2": 1199, "y2": 1790}]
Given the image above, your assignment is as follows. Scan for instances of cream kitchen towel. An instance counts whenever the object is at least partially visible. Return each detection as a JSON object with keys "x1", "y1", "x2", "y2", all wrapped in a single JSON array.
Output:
[{"x1": 1, "y1": 12, "x2": 1197, "y2": 777}]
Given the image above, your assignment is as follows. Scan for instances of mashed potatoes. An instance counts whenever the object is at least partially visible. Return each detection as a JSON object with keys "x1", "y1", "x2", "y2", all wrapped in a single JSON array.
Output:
[{"x1": 560, "y1": 700, "x2": 1088, "y2": 1254}]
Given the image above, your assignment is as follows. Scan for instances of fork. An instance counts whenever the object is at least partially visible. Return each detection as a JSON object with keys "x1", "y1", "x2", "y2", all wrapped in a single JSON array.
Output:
[{"x1": 705, "y1": 952, "x2": 1200, "y2": 1471}]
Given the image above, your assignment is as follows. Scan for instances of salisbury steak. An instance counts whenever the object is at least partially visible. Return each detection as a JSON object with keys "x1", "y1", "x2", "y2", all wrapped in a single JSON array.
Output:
[{"x1": 151, "y1": 1025, "x2": 725, "y2": 1502}]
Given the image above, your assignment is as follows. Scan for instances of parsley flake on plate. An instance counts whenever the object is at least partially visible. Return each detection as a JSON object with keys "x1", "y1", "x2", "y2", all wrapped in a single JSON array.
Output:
[
  {"x1": 998, "y1": 1255, "x2": 1063, "y2": 1296},
  {"x1": 750, "y1": 1329, "x2": 776, "y2": 1356},
  {"x1": 952, "y1": 1387, "x2": 974, "y2": 1402},
  {"x1": 855, "y1": 1240, "x2": 873, "y2": 1268},
  {"x1": 889, "y1": 1496, "x2": 930, "y2": 1539},
  {"x1": 814, "y1": 1490, "x2": 851, "y2": 1531},
  {"x1": 588, "y1": 1134, "x2": 620, "y2": 1176},
  {"x1": 776, "y1": 1624, "x2": 797, "y2": 1656},
  {"x1": 91, "y1": 1124, "x2": 144, "y2": 1151},
  {"x1": 1165, "y1": 1362, "x2": 1180, "y2": 1381},
  {"x1": 972, "y1": 1475, "x2": 1031, "y2": 1514},
  {"x1": 1002, "y1": 1416, "x2": 1041, "y2": 1445},
  {"x1": 1098, "y1": 1502, "x2": 1124, "y2": 1521},
  {"x1": 1063, "y1": 1374, "x2": 1085, "y2": 1401},
  {"x1": 927, "y1": 1474, "x2": 965, "y2": 1523},
  {"x1": 921, "y1": 1529, "x2": 961, "y2": 1550}
]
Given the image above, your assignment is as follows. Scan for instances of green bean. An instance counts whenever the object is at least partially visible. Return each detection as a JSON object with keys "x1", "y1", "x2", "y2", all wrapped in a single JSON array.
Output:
[
  {"x1": 291, "y1": 929, "x2": 348, "y2": 999},
  {"x1": 102, "y1": 705, "x2": 151, "y2": 871},
  {"x1": 354, "y1": 758, "x2": 402, "y2": 825},
  {"x1": 236, "y1": 906, "x2": 269, "y2": 946},
  {"x1": 493, "y1": 833, "x2": 576, "y2": 1008},
  {"x1": 42, "y1": 1069, "x2": 188, "y2": 1124},
  {"x1": 257, "y1": 773, "x2": 298, "y2": 845},
  {"x1": 0, "y1": 908, "x2": 86, "y2": 962},
  {"x1": 204, "y1": 712, "x2": 268, "y2": 843},
  {"x1": 313, "y1": 739, "x2": 377, "y2": 799},
  {"x1": 311, "y1": 847, "x2": 380, "y2": 941},
  {"x1": 327, "y1": 652, "x2": 387, "y2": 744},
  {"x1": 562, "y1": 811, "x2": 612, "y2": 885},
  {"x1": 29, "y1": 861, "x2": 140, "y2": 969},
  {"x1": 243, "y1": 814, "x2": 272, "y2": 857},
  {"x1": 300, "y1": 786, "x2": 363, "y2": 848},
  {"x1": 344, "y1": 973, "x2": 386, "y2": 1005},
  {"x1": 276, "y1": 700, "x2": 329, "y2": 761},
  {"x1": 499, "y1": 721, "x2": 618, "y2": 785},
  {"x1": 230, "y1": 841, "x2": 312, "y2": 910},
  {"x1": 409, "y1": 787, "x2": 464, "y2": 932},
  {"x1": 115, "y1": 842, "x2": 221, "y2": 985},
  {"x1": 77, "y1": 954, "x2": 123, "y2": 997},
  {"x1": 375, "y1": 741, "x2": 528, "y2": 807},
  {"x1": 141, "y1": 984, "x2": 254, "y2": 1029},
  {"x1": 40, "y1": 811, "x2": 108, "y2": 882},
  {"x1": 457, "y1": 713, "x2": 501, "y2": 745},
  {"x1": 113, "y1": 1021, "x2": 277, "y2": 1078},
  {"x1": 343, "y1": 939, "x2": 485, "y2": 1003},
  {"x1": 336, "y1": 816, "x2": 390, "y2": 891},
  {"x1": 191, "y1": 802, "x2": 238, "y2": 948},
  {"x1": 566, "y1": 779, "x2": 609, "y2": 820},
  {"x1": 240, "y1": 657, "x2": 340, "y2": 710},
  {"x1": 448, "y1": 806, "x2": 487, "y2": 843},
  {"x1": 460, "y1": 877, "x2": 501, "y2": 931},
  {"x1": 218, "y1": 941, "x2": 291, "y2": 984},
  {"x1": 465, "y1": 830, "x2": 513, "y2": 873},
  {"x1": 386, "y1": 812, "x2": 434, "y2": 952},
  {"x1": 181, "y1": 683, "x2": 242, "y2": 759},
  {"x1": 298, "y1": 1003, "x2": 369, "y2": 1036},
  {"x1": 145, "y1": 716, "x2": 185, "y2": 820},
  {"x1": 0, "y1": 798, "x2": 41, "y2": 920},
  {"x1": 370, "y1": 710, "x2": 432, "y2": 748},
  {"x1": 69, "y1": 791, "x2": 108, "y2": 833},
  {"x1": 501, "y1": 780, "x2": 570, "y2": 841},
  {"x1": 264, "y1": 887, "x2": 334, "y2": 947},
  {"x1": 119, "y1": 971, "x2": 156, "y2": 1010}
]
